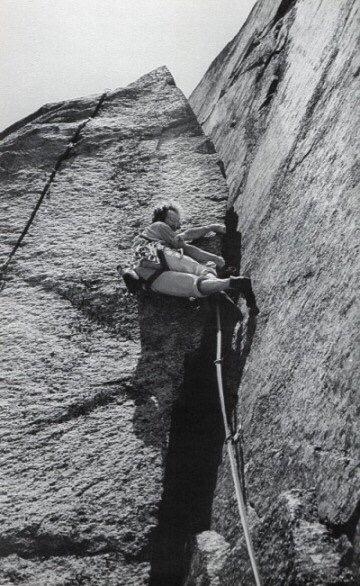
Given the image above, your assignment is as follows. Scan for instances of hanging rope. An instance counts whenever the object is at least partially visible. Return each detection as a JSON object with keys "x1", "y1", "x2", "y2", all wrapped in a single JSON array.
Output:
[{"x1": 214, "y1": 302, "x2": 262, "y2": 586}]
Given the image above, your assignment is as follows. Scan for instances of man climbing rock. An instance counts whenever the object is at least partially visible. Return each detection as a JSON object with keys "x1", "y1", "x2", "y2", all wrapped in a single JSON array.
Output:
[{"x1": 120, "y1": 203, "x2": 259, "y2": 313}]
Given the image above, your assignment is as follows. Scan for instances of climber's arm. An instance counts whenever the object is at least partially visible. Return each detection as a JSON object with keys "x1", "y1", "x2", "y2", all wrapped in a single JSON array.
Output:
[
  {"x1": 153, "y1": 222, "x2": 185, "y2": 249},
  {"x1": 183, "y1": 243, "x2": 225, "y2": 268},
  {"x1": 179, "y1": 223, "x2": 226, "y2": 241}
]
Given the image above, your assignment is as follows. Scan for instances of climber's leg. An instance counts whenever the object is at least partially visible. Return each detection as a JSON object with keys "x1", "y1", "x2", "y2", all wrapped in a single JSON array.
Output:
[
  {"x1": 197, "y1": 277, "x2": 231, "y2": 295},
  {"x1": 150, "y1": 271, "x2": 259, "y2": 311},
  {"x1": 182, "y1": 243, "x2": 225, "y2": 269},
  {"x1": 151, "y1": 271, "x2": 230, "y2": 298},
  {"x1": 162, "y1": 248, "x2": 217, "y2": 277}
]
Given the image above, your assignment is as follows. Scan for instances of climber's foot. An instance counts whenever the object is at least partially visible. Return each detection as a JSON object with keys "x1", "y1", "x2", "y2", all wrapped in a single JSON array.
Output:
[
  {"x1": 229, "y1": 276, "x2": 259, "y2": 315},
  {"x1": 229, "y1": 275, "x2": 251, "y2": 291},
  {"x1": 121, "y1": 270, "x2": 140, "y2": 294},
  {"x1": 217, "y1": 265, "x2": 239, "y2": 278}
]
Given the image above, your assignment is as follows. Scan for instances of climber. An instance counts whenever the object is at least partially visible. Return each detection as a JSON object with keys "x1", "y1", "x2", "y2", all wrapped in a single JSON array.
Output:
[{"x1": 119, "y1": 203, "x2": 259, "y2": 313}]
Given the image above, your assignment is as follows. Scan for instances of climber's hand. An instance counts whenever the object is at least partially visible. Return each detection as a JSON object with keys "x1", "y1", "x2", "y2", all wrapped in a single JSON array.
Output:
[
  {"x1": 175, "y1": 235, "x2": 186, "y2": 248},
  {"x1": 210, "y1": 223, "x2": 226, "y2": 234}
]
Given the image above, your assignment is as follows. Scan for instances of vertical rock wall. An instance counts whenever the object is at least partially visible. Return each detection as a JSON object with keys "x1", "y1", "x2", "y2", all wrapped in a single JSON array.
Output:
[
  {"x1": 0, "y1": 67, "x2": 229, "y2": 584},
  {"x1": 190, "y1": 0, "x2": 359, "y2": 583}
]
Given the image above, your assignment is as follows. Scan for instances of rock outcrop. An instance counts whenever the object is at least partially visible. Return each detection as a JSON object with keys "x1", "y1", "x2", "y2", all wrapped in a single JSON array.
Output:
[
  {"x1": 0, "y1": 67, "x2": 230, "y2": 584},
  {"x1": 190, "y1": 0, "x2": 359, "y2": 583},
  {"x1": 1, "y1": 0, "x2": 359, "y2": 583}
]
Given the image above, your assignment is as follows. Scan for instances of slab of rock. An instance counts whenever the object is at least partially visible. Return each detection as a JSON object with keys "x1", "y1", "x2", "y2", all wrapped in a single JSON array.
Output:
[
  {"x1": 0, "y1": 67, "x2": 228, "y2": 584},
  {"x1": 191, "y1": 0, "x2": 359, "y2": 583}
]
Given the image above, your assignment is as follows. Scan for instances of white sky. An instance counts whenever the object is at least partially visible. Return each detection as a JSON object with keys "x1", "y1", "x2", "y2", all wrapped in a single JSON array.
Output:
[{"x1": 0, "y1": 0, "x2": 257, "y2": 131}]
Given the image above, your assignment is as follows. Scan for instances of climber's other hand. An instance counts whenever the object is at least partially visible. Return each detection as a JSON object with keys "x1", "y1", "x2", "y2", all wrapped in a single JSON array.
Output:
[{"x1": 175, "y1": 235, "x2": 186, "y2": 248}]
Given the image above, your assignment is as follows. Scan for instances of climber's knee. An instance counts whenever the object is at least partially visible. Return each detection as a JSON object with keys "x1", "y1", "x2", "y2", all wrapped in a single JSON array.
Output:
[
  {"x1": 163, "y1": 248, "x2": 214, "y2": 278},
  {"x1": 196, "y1": 275, "x2": 213, "y2": 296}
]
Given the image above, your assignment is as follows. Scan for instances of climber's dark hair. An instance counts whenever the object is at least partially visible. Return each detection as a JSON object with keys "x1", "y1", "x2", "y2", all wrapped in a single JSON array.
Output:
[{"x1": 152, "y1": 203, "x2": 180, "y2": 223}]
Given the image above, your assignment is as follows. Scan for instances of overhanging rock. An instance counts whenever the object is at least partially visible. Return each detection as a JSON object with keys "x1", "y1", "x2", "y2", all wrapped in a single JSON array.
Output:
[
  {"x1": 190, "y1": 0, "x2": 359, "y2": 583},
  {"x1": 0, "y1": 67, "x2": 229, "y2": 584}
]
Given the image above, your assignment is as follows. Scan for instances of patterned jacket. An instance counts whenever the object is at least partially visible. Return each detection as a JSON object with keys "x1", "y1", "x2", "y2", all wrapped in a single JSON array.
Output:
[{"x1": 130, "y1": 221, "x2": 183, "y2": 269}]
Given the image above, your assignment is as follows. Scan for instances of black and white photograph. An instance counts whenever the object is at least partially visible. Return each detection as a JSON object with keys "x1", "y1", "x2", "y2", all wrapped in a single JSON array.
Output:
[{"x1": 0, "y1": 1, "x2": 359, "y2": 584}]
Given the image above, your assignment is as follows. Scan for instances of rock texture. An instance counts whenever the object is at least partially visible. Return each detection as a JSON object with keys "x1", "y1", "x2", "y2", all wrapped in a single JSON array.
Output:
[
  {"x1": 184, "y1": 531, "x2": 230, "y2": 585},
  {"x1": 2, "y1": 1, "x2": 359, "y2": 583},
  {"x1": 0, "y1": 67, "x2": 229, "y2": 584},
  {"x1": 190, "y1": 0, "x2": 359, "y2": 583}
]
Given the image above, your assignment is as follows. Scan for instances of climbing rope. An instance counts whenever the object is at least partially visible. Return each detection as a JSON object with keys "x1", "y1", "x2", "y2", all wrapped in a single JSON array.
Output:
[{"x1": 214, "y1": 302, "x2": 262, "y2": 586}]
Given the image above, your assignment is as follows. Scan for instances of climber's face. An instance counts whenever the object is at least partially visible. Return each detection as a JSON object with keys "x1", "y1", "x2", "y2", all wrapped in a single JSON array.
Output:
[{"x1": 165, "y1": 209, "x2": 181, "y2": 231}]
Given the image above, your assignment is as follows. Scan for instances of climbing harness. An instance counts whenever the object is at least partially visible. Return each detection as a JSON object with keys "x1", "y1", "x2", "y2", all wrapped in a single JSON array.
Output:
[
  {"x1": 144, "y1": 248, "x2": 169, "y2": 288},
  {"x1": 119, "y1": 247, "x2": 170, "y2": 294},
  {"x1": 214, "y1": 302, "x2": 262, "y2": 586}
]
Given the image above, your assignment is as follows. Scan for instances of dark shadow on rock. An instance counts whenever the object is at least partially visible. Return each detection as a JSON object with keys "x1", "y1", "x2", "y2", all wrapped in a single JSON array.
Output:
[
  {"x1": 148, "y1": 308, "x2": 224, "y2": 586},
  {"x1": 222, "y1": 206, "x2": 258, "y2": 505},
  {"x1": 146, "y1": 295, "x2": 258, "y2": 585},
  {"x1": 222, "y1": 206, "x2": 242, "y2": 274},
  {"x1": 220, "y1": 205, "x2": 259, "y2": 504},
  {"x1": 225, "y1": 310, "x2": 258, "y2": 506}
]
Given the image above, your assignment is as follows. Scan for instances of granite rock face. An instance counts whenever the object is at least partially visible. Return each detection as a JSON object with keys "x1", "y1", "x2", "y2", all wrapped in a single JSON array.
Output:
[
  {"x1": 2, "y1": 1, "x2": 359, "y2": 583},
  {"x1": 0, "y1": 67, "x2": 229, "y2": 584},
  {"x1": 190, "y1": 0, "x2": 359, "y2": 583}
]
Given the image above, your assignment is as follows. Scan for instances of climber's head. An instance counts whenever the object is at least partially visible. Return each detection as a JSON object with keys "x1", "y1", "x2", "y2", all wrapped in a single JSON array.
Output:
[{"x1": 152, "y1": 203, "x2": 181, "y2": 230}]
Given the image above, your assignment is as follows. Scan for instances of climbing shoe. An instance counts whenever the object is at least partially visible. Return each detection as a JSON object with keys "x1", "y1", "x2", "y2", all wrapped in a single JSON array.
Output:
[
  {"x1": 117, "y1": 266, "x2": 142, "y2": 294},
  {"x1": 123, "y1": 272, "x2": 141, "y2": 294},
  {"x1": 217, "y1": 265, "x2": 239, "y2": 278},
  {"x1": 229, "y1": 276, "x2": 259, "y2": 315}
]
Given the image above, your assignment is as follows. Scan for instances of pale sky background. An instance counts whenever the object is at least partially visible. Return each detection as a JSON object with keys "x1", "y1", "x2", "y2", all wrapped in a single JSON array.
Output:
[{"x1": 0, "y1": 0, "x2": 257, "y2": 132}]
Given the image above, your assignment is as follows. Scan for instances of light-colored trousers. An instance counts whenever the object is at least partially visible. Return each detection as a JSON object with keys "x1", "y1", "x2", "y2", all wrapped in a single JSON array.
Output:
[{"x1": 151, "y1": 247, "x2": 218, "y2": 298}]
